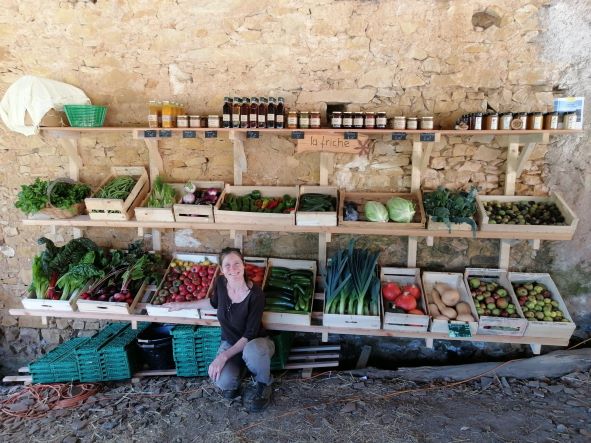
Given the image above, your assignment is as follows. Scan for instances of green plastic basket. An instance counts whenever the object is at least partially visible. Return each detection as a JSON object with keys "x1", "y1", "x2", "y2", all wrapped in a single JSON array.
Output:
[{"x1": 64, "y1": 104, "x2": 107, "y2": 127}]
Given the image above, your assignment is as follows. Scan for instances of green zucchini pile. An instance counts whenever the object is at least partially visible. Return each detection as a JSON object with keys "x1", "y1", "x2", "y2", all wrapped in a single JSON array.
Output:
[
  {"x1": 298, "y1": 193, "x2": 336, "y2": 212},
  {"x1": 264, "y1": 267, "x2": 314, "y2": 313}
]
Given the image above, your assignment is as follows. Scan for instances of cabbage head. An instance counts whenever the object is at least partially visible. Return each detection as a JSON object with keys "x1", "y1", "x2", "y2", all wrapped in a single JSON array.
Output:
[
  {"x1": 386, "y1": 197, "x2": 416, "y2": 223},
  {"x1": 364, "y1": 201, "x2": 389, "y2": 222}
]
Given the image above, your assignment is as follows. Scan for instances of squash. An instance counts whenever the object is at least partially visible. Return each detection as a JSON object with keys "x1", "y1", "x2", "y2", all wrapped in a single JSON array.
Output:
[
  {"x1": 441, "y1": 289, "x2": 460, "y2": 307},
  {"x1": 428, "y1": 302, "x2": 440, "y2": 316},
  {"x1": 434, "y1": 314, "x2": 450, "y2": 320},
  {"x1": 456, "y1": 313, "x2": 476, "y2": 322},
  {"x1": 455, "y1": 302, "x2": 472, "y2": 315},
  {"x1": 430, "y1": 288, "x2": 457, "y2": 319}
]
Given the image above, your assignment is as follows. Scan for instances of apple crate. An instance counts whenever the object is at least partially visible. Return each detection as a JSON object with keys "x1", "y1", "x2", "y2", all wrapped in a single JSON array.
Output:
[
  {"x1": 262, "y1": 258, "x2": 316, "y2": 326},
  {"x1": 173, "y1": 181, "x2": 225, "y2": 223},
  {"x1": 476, "y1": 192, "x2": 578, "y2": 239},
  {"x1": 199, "y1": 256, "x2": 268, "y2": 321},
  {"x1": 338, "y1": 191, "x2": 426, "y2": 229},
  {"x1": 508, "y1": 272, "x2": 576, "y2": 340},
  {"x1": 380, "y1": 267, "x2": 429, "y2": 332},
  {"x1": 422, "y1": 272, "x2": 479, "y2": 336},
  {"x1": 296, "y1": 185, "x2": 338, "y2": 227},
  {"x1": 76, "y1": 282, "x2": 146, "y2": 315},
  {"x1": 86, "y1": 167, "x2": 150, "y2": 221},
  {"x1": 464, "y1": 268, "x2": 528, "y2": 337},
  {"x1": 214, "y1": 185, "x2": 299, "y2": 226},
  {"x1": 147, "y1": 253, "x2": 219, "y2": 319},
  {"x1": 134, "y1": 183, "x2": 184, "y2": 222},
  {"x1": 21, "y1": 291, "x2": 79, "y2": 312}
]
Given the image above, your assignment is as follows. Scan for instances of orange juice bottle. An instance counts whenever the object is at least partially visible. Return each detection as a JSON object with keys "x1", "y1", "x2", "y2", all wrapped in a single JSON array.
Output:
[
  {"x1": 162, "y1": 101, "x2": 173, "y2": 128},
  {"x1": 148, "y1": 100, "x2": 162, "y2": 128}
]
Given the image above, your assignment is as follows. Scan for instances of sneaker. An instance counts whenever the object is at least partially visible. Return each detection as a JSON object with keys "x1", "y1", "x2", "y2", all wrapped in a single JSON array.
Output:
[
  {"x1": 222, "y1": 388, "x2": 240, "y2": 400},
  {"x1": 244, "y1": 382, "x2": 272, "y2": 412}
]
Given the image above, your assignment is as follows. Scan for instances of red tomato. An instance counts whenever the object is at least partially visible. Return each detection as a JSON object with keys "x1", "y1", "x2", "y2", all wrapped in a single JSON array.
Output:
[
  {"x1": 395, "y1": 293, "x2": 417, "y2": 311},
  {"x1": 382, "y1": 282, "x2": 402, "y2": 302},
  {"x1": 403, "y1": 284, "x2": 421, "y2": 300},
  {"x1": 407, "y1": 308, "x2": 424, "y2": 315}
]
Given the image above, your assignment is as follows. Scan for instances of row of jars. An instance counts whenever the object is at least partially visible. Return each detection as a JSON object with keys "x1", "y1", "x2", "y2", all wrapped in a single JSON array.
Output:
[
  {"x1": 457, "y1": 111, "x2": 577, "y2": 131},
  {"x1": 148, "y1": 101, "x2": 188, "y2": 128},
  {"x1": 222, "y1": 96, "x2": 287, "y2": 129}
]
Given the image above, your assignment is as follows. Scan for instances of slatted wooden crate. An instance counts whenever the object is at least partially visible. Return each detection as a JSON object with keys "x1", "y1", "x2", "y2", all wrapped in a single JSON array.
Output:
[
  {"x1": 173, "y1": 181, "x2": 225, "y2": 223},
  {"x1": 507, "y1": 272, "x2": 576, "y2": 340},
  {"x1": 296, "y1": 185, "x2": 338, "y2": 227},
  {"x1": 338, "y1": 191, "x2": 426, "y2": 229},
  {"x1": 214, "y1": 185, "x2": 299, "y2": 226},
  {"x1": 422, "y1": 272, "x2": 479, "y2": 335},
  {"x1": 21, "y1": 292, "x2": 79, "y2": 312},
  {"x1": 380, "y1": 267, "x2": 429, "y2": 332},
  {"x1": 134, "y1": 183, "x2": 183, "y2": 222},
  {"x1": 76, "y1": 282, "x2": 146, "y2": 315},
  {"x1": 427, "y1": 217, "x2": 474, "y2": 231},
  {"x1": 86, "y1": 166, "x2": 149, "y2": 221}
]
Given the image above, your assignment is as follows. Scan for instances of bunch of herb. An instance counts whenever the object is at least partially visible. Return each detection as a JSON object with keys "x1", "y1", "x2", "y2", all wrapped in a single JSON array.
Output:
[
  {"x1": 423, "y1": 186, "x2": 478, "y2": 234},
  {"x1": 15, "y1": 178, "x2": 49, "y2": 215},
  {"x1": 48, "y1": 181, "x2": 91, "y2": 209},
  {"x1": 147, "y1": 176, "x2": 176, "y2": 208},
  {"x1": 15, "y1": 178, "x2": 91, "y2": 215}
]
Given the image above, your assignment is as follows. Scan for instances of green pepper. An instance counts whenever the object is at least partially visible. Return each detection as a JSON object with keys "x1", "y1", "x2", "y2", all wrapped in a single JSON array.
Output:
[
  {"x1": 272, "y1": 202, "x2": 285, "y2": 213},
  {"x1": 250, "y1": 190, "x2": 262, "y2": 200}
]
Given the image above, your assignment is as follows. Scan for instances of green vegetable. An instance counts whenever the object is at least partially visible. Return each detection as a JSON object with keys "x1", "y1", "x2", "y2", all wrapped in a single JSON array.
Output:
[
  {"x1": 386, "y1": 197, "x2": 416, "y2": 223},
  {"x1": 15, "y1": 178, "x2": 90, "y2": 215},
  {"x1": 147, "y1": 176, "x2": 176, "y2": 208},
  {"x1": 96, "y1": 176, "x2": 136, "y2": 200},
  {"x1": 56, "y1": 251, "x2": 104, "y2": 300},
  {"x1": 30, "y1": 255, "x2": 49, "y2": 299},
  {"x1": 298, "y1": 193, "x2": 336, "y2": 212},
  {"x1": 364, "y1": 201, "x2": 389, "y2": 222},
  {"x1": 423, "y1": 186, "x2": 478, "y2": 235},
  {"x1": 15, "y1": 178, "x2": 48, "y2": 215}
]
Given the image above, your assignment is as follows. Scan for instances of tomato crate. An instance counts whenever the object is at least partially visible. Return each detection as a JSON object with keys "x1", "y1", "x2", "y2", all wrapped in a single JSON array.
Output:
[
  {"x1": 29, "y1": 337, "x2": 89, "y2": 384},
  {"x1": 476, "y1": 192, "x2": 578, "y2": 239},
  {"x1": 147, "y1": 253, "x2": 219, "y2": 319},
  {"x1": 85, "y1": 166, "x2": 150, "y2": 221},
  {"x1": 296, "y1": 186, "x2": 338, "y2": 227},
  {"x1": 76, "y1": 281, "x2": 146, "y2": 315},
  {"x1": 380, "y1": 267, "x2": 429, "y2": 332},
  {"x1": 464, "y1": 268, "x2": 528, "y2": 337},
  {"x1": 422, "y1": 272, "x2": 479, "y2": 336},
  {"x1": 172, "y1": 181, "x2": 225, "y2": 223},
  {"x1": 134, "y1": 183, "x2": 184, "y2": 222},
  {"x1": 214, "y1": 185, "x2": 299, "y2": 226},
  {"x1": 507, "y1": 272, "x2": 576, "y2": 340}
]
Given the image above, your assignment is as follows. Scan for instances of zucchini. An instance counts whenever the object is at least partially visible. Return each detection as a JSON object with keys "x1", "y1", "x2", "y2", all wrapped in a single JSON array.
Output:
[{"x1": 265, "y1": 298, "x2": 295, "y2": 309}]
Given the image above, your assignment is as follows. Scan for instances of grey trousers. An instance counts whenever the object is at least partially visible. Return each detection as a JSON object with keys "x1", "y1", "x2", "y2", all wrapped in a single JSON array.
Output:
[{"x1": 213, "y1": 337, "x2": 275, "y2": 391}]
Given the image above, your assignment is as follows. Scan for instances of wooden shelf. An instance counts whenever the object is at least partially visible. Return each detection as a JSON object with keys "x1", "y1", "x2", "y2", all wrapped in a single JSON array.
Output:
[{"x1": 21, "y1": 215, "x2": 574, "y2": 241}]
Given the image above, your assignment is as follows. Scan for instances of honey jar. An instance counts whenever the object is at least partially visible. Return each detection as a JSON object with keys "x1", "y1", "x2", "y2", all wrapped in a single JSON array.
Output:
[
  {"x1": 527, "y1": 112, "x2": 543, "y2": 130},
  {"x1": 483, "y1": 113, "x2": 498, "y2": 130},
  {"x1": 310, "y1": 111, "x2": 321, "y2": 129},
  {"x1": 499, "y1": 112, "x2": 513, "y2": 130},
  {"x1": 543, "y1": 112, "x2": 558, "y2": 130},
  {"x1": 393, "y1": 116, "x2": 406, "y2": 130}
]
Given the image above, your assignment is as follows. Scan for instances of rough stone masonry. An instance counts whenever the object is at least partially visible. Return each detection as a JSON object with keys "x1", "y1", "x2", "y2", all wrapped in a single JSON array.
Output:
[{"x1": 0, "y1": 0, "x2": 589, "y2": 373}]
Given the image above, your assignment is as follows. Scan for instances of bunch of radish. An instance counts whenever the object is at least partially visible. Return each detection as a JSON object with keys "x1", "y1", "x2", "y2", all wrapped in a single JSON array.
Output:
[{"x1": 382, "y1": 281, "x2": 425, "y2": 315}]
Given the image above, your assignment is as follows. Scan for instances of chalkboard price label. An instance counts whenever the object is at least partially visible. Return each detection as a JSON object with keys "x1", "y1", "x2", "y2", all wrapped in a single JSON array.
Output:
[
  {"x1": 144, "y1": 130, "x2": 157, "y2": 138},
  {"x1": 182, "y1": 130, "x2": 197, "y2": 139},
  {"x1": 420, "y1": 133, "x2": 436, "y2": 142},
  {"x1": 448, "y1": 323, "x2": 472, "y2": 338},
  {"x1": 159, "y1": 130, "x2": 172, "y2": 138},
  {"x1": 344, "y1": 131, "x2": 358, "y2": 140},
  {"x1": 246, "y1": 131, "x2": 260, "y2": 139},
  {"x1": 205, "y1": 131, "x2": 217, "y2": 138},
  {"x1": 291, "y1": 131, "x2": 305, "y2": 140},
  {"x1": 392, "y1": 132, "x2": 407, "y2": 141}
]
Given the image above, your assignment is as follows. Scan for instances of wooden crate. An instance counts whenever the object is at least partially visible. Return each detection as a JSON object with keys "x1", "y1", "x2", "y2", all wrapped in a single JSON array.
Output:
[
  {"x1": 135, "y1": 183, "x2": 184, "y2": 222},
  {"x1": 296, "y1": 185, "x2": 338, "y2": 227},
  {"x1": 464, "y1": 268, "x2": 528, "y2": 337},
  {"x1": 262, "y1": 258, "x2": 317, "y2": 326},
  {"x1": 214, "y1": 185, "x2": 299, "y2": 226},
  {"x1": 380, "y1": 267, "x2": 429, "y2": 332},
  {"x1": 422, "y1": 272, "x2": 479, "y2": 335},
  {"x1": 508, "y1": 272, "x2": 576, "y2": 340},
  {"x1": 476, "y1": 192, "x2": 578, "y2": 239},
  {"x1": 427, "y1": 216, "x2": 474, "y2": 232},
  {"x1": 76, "y1": 282, "x2": 146, "y2": 314},
  {"x1": 147, "y1": 253, "x2": 219, "y2": 319},
  {"x1": 86, "y1": 166, "x2": 149, "y2": 221},
  {"x1": 173, "y1": 181, "x2": 225, "y2": 223},
  {"x1": 21, "y1": 292, "x2": 79, "y2": 312},
  {"x1": 338, "y1": 191, "x2": 426, "y2": 229}
]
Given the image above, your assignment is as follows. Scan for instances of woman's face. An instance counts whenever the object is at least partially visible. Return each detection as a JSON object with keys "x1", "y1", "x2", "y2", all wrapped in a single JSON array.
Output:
[{"x1": 221, "y1": 252, "x2": 245, "y2": 282}]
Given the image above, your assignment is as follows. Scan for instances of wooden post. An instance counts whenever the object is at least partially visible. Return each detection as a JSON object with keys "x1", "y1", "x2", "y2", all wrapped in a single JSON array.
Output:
[
  {"x1": 58, "y1": 137, "x2": 83, "y2": 181},
  {"x1": 530, "y1": 344, "x2": 542, "y2": 355},
  {"x1": 72, "y1": 228, "x2": 83, "y2": 239},
  {"x1": 499, "y1": 239, "x2": 511, "y2": 270},
  {"x1": 318, "y1": 232, "x2": 329, "y2": 276},
  {"x1": 425, "y1": 338, "x2": 434, "y2": 349},
  {"x1": 505, "y1": 141, "x2": 520, "y2": 196},
  {"x1": 319, "y1": 152, "x2": 334, "y2": 186},
  {"x1": 229, "y1": 130, "x2": 246, "y2": 185},
  {"x1": 411, "y1": 141, "x2": 423, "y2": 192},
  {"x1": 407, "y1": 237, "x2": 417, "y2": 268},
  {"x1": 152, "y1": 228, "x2": 161, "y2": 251},
  {"x1": 144, "y1": 139, "x2": 163, "y2": 187}
]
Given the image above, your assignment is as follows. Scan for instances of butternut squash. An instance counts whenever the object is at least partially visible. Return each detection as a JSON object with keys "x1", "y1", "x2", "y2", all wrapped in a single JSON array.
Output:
[
  {"x1": 455, "y1": 302, "x2": 472, "y2": 315},
  {"x1": 430, "y1": 287, "x2": 457, "y2": 319},
  {"x1": 428, "y1": 303, "x2": 440, "y2": 316},
  {"x1": 456, "y1": 313, "x2": 476, "y2": 323},
  {"x1": 434, "y1": 282, "x2": 452, "y2": 295},
  {"x1": 441, "y1": 289, "x2": 460, "y2": 307},
  {"x1": 434, "y1": 314, "x2": 450, "y2": 320}
]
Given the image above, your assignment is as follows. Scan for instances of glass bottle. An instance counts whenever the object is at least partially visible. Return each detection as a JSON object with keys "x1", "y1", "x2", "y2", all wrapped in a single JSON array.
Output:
[
  {"x1": 148, "y1": 100, "x2": 161, "y2": 128},
  {"x1": 258, "y1": 97, "x2": 267, "y2": 128},
  {"x1": 161, "y1": 101, "x2": 173, "y2": 128},
  {"x1": 249, "y1": 97, "x2": 259, "y2": 128},
  {"x1": 222, "y1": 97, "x2": 232, "y2": 128},
  {"x1": 287, "y1": 111, "x2": 298, "y2": 129},
  {"x1": 240, "y1": 97, "x2": 250, "y2": 128},
  {"x1": 232, "y1": 97, "x2": 241, "y2": 128},
  {"x1": 267, "y1": 97, "x2": 276, "y2": 128},
  {"x1": 276, "y1": 97, "x2": 285, "y2": 129}
]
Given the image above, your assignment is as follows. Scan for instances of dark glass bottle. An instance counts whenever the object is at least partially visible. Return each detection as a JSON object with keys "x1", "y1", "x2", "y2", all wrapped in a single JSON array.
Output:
[
  {"x1": 249, "y1": 97, "x2": 259, "y2": 128},
  {"x1": 222, "y1": 96, "x2": 231, "y2": 128},
  {"x1": 258, "y1": 97, "x2": 267, "y2": 128},
  {"x1": 240, "y1": 97, "x2": 250, "y2": 128},
  {"x1": 267, "y1": 97, "x2": 276, "y2": 129},
  {"x1": 276, "y1": 97, "x2": 285, "y2": 129},
  {"x1": 232, "y1": 97, "x2": 241, "y2": 128}
]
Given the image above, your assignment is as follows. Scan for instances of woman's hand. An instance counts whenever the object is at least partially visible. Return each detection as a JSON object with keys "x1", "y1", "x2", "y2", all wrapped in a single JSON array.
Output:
[
  {"x1": 208, "y1": 353, "x2": 228, "y2": 381},
  {"x1": 162, "y1": 302, "x2": 188, "y2": 312}
]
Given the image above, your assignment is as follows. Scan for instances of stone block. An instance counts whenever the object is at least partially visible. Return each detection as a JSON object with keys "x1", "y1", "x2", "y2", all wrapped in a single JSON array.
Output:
[
  {"x1": 41, "y1": 328, "x2": 61, "y2": 344},
  {"x1": 473, "y1": 146, "x2": 499, "y2": 162}
]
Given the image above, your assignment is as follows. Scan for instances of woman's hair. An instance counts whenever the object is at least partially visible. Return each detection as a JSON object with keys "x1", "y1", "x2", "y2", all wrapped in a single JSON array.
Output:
[{"x1": 220, "y1": 247, "x2": 249, "y2": 284}]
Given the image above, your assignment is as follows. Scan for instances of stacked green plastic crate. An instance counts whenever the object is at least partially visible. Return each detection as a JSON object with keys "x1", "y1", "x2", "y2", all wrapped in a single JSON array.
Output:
[
  {"x1": 29, "y1": 337, "x2": 89, "y2": 384},
  {"x1": 172, "y1": 326, "x2": 221, "y2": 377},
  {"x1": 270, "y1": 332, "x2": 294, "y2": 370}
]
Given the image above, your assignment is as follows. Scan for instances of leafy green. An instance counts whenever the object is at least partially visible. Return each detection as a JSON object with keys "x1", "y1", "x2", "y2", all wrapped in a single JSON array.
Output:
[
  {"x1": 38, "y1": 237, "x2": 99, "y2": 276},
  {"x1": 15, "y1": 179, "x2": 90, "y2": 215},
  {"x1": 57, "y1": 251, "x2": 104, "y2": 300},
  {"x1": 15, "y1": 179, "x2": 48, "y2": 215},
  {"x1": 147, "y1": 176, "x2": 176, "y2": 208},
  {"x1": 423, "y1": 186, "x2": 478, "y2": 235},
  {"x1": 386, "y1": 197, "x2": 416, "y2": 223},
  {"x1": 48, "y1": 181, "x2": 91, "y2": 209},
  {"x1": 30, "y1": 255, "x2": 49, "y2": 299}
]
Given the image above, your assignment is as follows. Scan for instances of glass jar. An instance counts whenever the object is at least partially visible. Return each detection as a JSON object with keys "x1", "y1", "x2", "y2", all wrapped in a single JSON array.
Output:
[
  {"x1": 472, "y1": 112, "x2": 483, "y2": 130},
  {"x1": 527, "y1": 112, "x2": 543, "y2": 130},
  {"x1": 331, "y1": 112, "x2": 342, "y2": 128},
  {"x1": 208, "y1": 115, "x2": 220, "y2": 128},
  {"x1": 177, "y1": 115, "x2": 189, "y2": 128},
  {"x1": 483, "y1": 113, "x2": 498, "y2": 130},
  {"x1": 299, "y1": 111, "x2": 310, "y2": 129},
  {"x1": 406, "y1": 117, "x2": 418, "y2": 130},
  {"x1": 353, "y1": 112, "x2": 364, "y2": 128},
  {"x1": 499, "y1": 112, "x2": 513, "y2": 130},
  {"x1": 376, "y1": 112, "x2": 387, "y2": 129},
  {"x1": 517, "y1": 112, "x2": 528, "y2": 129},
  {"x1": 420, "y1": 116, "x2": 434, "y2": 130},
  {"x1": 393, "y1": 116, "x2": 406, "y2": 130},
  {"x1": 310, "y1": 111, "x2": 321, "y2": 129},
  {"x1": 287, "y1": 111, "x2": 298, "y2": 129},
  {"x1": 161, "y1": 101, "x2": 173, "y2": 128},
  {"x1": 364, "y1": 112, "x2": 375, "y2": 129},
  {"x1": 342, "y1": 112, "x2": 353, "y2": 128},
  {"x1": 563, "y1": 112, "x2": 577, "y2": 129},
  {"x1": 148, "y1": 100, "x2": 161, "y2": 128},
  {"x1": 510, "y1": 117, "x2": 524, "y2": 130},
  {"x1": 543, "y1": 112, "x2": 558, "y2": 130},
  {"x1": 189, "y1": 115, "x2": 201, "y2": 128}
]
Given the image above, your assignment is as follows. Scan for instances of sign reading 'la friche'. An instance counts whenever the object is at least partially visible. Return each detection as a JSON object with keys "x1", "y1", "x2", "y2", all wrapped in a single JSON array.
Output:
[{"x1": 296, "y1": 134, "x2": 373, "y2": 156}]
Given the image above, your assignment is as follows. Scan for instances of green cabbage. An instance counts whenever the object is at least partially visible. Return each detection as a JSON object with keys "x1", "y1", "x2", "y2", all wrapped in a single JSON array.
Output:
[
  {"x1": 387, "y1": 197, "x2": 416, "y2": 223},
  {"x1": 364, "y1": 201, "x2": 389, "y2": 222}
]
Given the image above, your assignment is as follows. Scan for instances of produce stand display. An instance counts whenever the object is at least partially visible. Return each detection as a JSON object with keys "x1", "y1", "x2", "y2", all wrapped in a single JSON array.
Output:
[
  {"x1": 172, "y1": 181, "x2": 224, "y2": 223},
  {"x1": 380, "y1": 267, "x2": 429, "y2": 332}
]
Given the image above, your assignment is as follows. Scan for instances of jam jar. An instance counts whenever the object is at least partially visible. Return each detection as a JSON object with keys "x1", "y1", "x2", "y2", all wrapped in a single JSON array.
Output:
[
  {"x1": 483, "y1": 113, "x2": 498, "y2": 130},
  {"x1": 353, "y1": 112, "x2": 364, "y2": 128},
  {"x1": 543, "y1": 112, "x2": 558, "y2": 130},
  {"x1": 331, "y1": 112, "x2": 342, "y2": 128},
  {"x1": 287, "y1": 111, "x2": 298, "y2": 129},
  {"x1": 393, "y1": 116, "x2": 406, "y2": 130},
  {"x1": 406, "y1": 117, "x2": 418, "y2": 130},
  {"x1": 376, "y1": 112, "x2": 387, "y2": 129},
  {"x1": 499, "y1": 112, "x2": 513, "y2": 130},
  {"x1": 299, "y1": 111, "x2": 310, "y2": 129},
  {"x1": 342, "y1": 112, "x2": 353, "y2": 128},
  {"x1": 420, "y1": 116, "x2": 434, "y2": 130},
  {"x1": 364, "y1": 112, "x2": 375, "y2": 129},
  {"x1": 527, "y1": 112, "x2": 543, "y2": 130},
  {"x1": 310, "y1": 111, "x2": 321, "y2": 129}
]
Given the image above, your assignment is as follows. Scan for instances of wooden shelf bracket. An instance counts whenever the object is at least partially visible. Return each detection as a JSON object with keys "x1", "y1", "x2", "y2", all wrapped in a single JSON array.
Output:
[{"x1": 229, "y1": 130, "x2": 247, "y2": 185}]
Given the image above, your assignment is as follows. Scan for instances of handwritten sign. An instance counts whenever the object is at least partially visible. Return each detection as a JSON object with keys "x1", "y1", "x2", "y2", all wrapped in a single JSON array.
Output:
[
  {"x1": 182, "y1": 130, "x2": 196, "y2": 138},
  {"x1": 204, "y1": 131, "x2": 217, "y2": 138},
  {"x1": 291, "y1": 131, "x2": 305, "y2": 140},
  {"x1": 448, "y1": 323, "x2": 472, "y2": 338},
  {"x1": 392, "y1": 132, "x2": 407, "y2": 141},
  {"x1": 144, "y1": 130, "x2": 157, "y2": 138},
  {"x1": 159, "y1": 130, "x2": 172, "y2": 138},
  {"x1": 296, "y1": 134, "x2": 373, "y2": 156},
  {"x1": 246, "y1": 131, "x2": 260, "y2": 139},
  {"x1": 420, "y1": 133, "x2": 436, "y2": 142}
]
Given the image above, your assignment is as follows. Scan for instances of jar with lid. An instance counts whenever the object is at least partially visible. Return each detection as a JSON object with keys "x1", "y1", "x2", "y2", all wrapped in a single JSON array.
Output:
[
  {"x1": 543, "y1": 112, "x2": 558, "y2": 130},
  {"x1": 208, "y1": 115, "x2": 220, "y2": 128},
  {"x1": 287, "y1": 111, "x2": 298, "y2": 129},
  {"x1": 342, "y1": 112, "x2": 353, "y2": 128},
  {"x1": 161, "y1": 101, "x2": 173, "y2": 128},
  {"x1": 240, "y1": 97, "x2": 250, "y2": 128},
  {"x1": 483, "y1": 113, "x2": 498, "y2": 130},
  {"x1": 364, "y1": 112, "x2": 375, "y2": 129},
  {"x1": 299, "y1": 111, "x2": 310, "y2": 129},
  {"x1": 392, "y1": 116, "x2": 406, "y2": 130},
  {"x1": 376, "y1": 112, "x2": 387, "y2": 129},
  {"x1": 177, "y1": 115, "x2": 189, "y2": 128},
  {"x1": 406, "y1": 117, "x2": 418, "y2": 130},
  {"x1": 148, "y1": 100, "x2": 162, "y2": 128},
  {"x1": 232, "y1": 97, "x2": 241, "y2": 128},
  {"x1": 527, "y1": 112, "x2": 543, "y2": 130},
  {"x1": 517, "y1": 112, "x2": 528, "y2": 129},
  {"x1": 310, "y1": 111, "x2": 321, "y2": 128},
  {"x1": 189, "y1": 115, "x2": 201, "y2": 128},
  {"x1": 563, "y1": 112, "x2": 577, "y2": 129},
  {"x1": 420, "y1": 116, "x2": 434, "y2": 130},
  {"x1": 499, "y1": 112, "x2": 513, "y2": 130},
  {"x1": 353, "y1": 112, "x2": 364, "y2": 128},
  {"x1": 471, "y1": 112, "x2": 483, "y2": 130},
  {"x1": 331, "y1": 112, "x2": 342, "y2": 128}
]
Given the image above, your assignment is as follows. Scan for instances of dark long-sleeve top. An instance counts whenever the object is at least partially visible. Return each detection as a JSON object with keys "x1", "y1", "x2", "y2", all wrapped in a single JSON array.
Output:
[{"x1": 210, "y1": 275, "x2": 267, "y2": 345}]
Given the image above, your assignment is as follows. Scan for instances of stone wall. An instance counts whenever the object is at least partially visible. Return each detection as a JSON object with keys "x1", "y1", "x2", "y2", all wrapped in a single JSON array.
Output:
[{"x1": 1, "y1": 0, "x2": 589, "y2": 373}]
